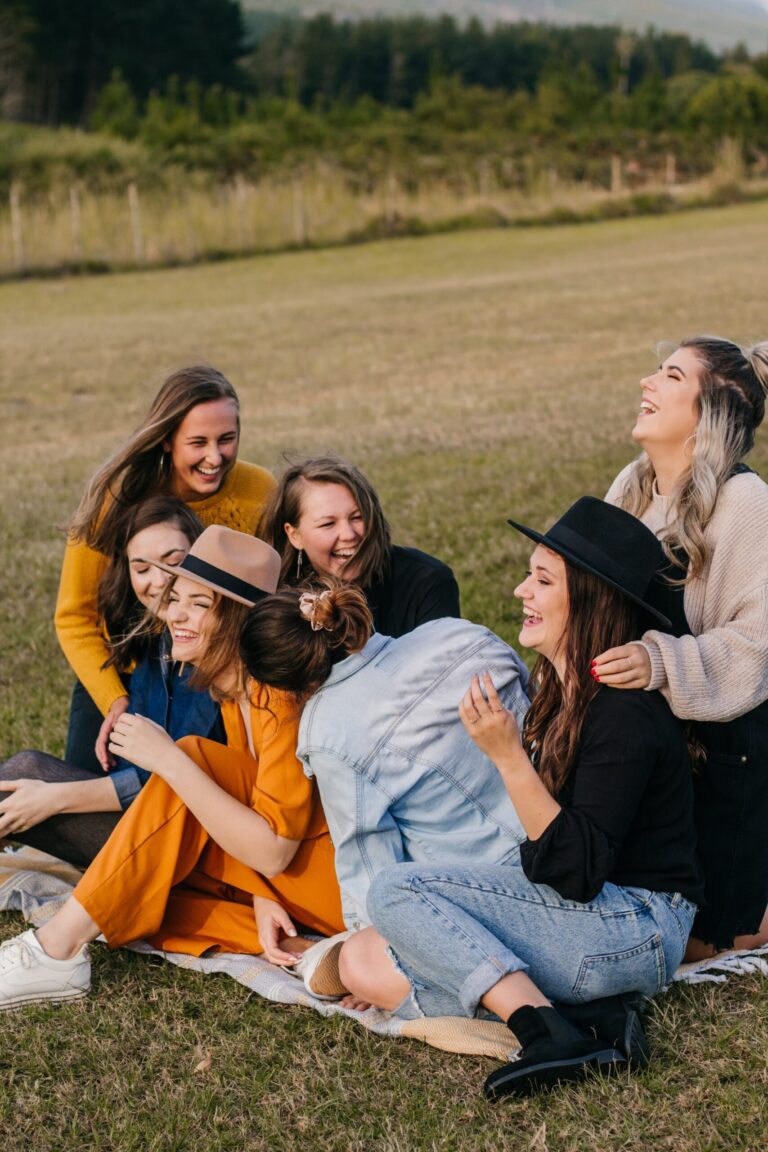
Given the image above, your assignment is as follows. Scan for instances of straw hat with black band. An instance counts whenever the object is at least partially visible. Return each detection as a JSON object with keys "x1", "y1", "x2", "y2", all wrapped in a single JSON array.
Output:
[
  {"x1": 507, "y1": 496, "x2": 672, "y2": 628},
  {"x1": 144, "y1": 524, "x2": 281, "y2": 606}
]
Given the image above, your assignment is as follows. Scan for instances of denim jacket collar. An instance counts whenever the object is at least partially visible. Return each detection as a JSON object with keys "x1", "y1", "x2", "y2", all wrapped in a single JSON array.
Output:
[{"x1": 321, "y1": 634, "x2": 391, "y2": 689}]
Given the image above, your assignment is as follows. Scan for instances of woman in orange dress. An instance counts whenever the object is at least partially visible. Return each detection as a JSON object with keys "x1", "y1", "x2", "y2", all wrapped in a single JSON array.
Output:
[{"x1": 0, "y1": 527, "x2": 343, "y2": 1007}]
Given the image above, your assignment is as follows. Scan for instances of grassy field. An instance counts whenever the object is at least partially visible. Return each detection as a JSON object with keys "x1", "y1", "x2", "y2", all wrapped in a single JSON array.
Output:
[{"x1": 1, "y1": 201, "x2": 768, "y2": 1150}]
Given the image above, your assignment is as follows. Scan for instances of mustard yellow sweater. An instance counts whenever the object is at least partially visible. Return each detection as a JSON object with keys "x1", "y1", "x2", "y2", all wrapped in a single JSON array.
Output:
[{"x1": 55, "y1": 460, "x2": 275, "y2": 716}]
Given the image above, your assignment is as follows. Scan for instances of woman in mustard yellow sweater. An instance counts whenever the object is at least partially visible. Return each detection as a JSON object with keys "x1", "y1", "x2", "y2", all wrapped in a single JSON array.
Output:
[{"x1": 56, "y1": 364, "x2": 274, "y2": 772}]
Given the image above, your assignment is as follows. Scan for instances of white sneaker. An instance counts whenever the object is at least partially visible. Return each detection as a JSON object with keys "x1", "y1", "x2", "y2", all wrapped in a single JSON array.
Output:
[
  {"x1": 0, "y1": 929, "x2": 91, "y2": 1011},
  {"x1": 291, "y1": 930, "x2": 354, "y2": 1000}
]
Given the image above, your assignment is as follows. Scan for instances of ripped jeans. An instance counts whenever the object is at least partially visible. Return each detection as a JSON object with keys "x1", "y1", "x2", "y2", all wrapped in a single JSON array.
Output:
[{"x1": 367, "y1": 857, "x2": 696, "y2": 1020}]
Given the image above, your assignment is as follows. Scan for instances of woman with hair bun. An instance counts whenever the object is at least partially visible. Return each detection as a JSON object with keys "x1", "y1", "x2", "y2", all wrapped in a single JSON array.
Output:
[
  {"x1": 238, "y1": 575, "x2": 530, "y2": 946},
  {"x1": 242, "y1": 502, "x2": 702, "y2": 1100},
  {"x1": 258, "y1": 456, "x2": 460, "y2": 638},
  {"x1": 56, "y1": 365, "x2": 274, "y2": 774},
  {"x1": 593, "y1": 336, "x2": 768, "y2": 958}
]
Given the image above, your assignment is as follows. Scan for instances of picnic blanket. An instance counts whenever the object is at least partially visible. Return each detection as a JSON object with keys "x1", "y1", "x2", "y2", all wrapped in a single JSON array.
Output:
[
  {"x1": 2, "y1": 845, "x2": 766, "y2": 1055},
  {"x1": 0, "y1": 845, "x2": 517, "y2": 1059}
]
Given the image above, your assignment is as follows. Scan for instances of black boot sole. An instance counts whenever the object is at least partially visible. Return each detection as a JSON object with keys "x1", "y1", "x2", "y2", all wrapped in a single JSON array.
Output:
[{"x1": 484, "y1": 1047, "x2": 627, "y2": 1101}]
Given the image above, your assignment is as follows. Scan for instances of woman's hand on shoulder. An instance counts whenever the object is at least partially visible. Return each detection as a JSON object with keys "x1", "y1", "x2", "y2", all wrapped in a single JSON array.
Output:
[
  {"x1": 0, "y1": 779, "x2": 62, "y2": 834},
  {"x1": 591, "y1": 642, "x2": 651, "y2": 689},
  {"x1": 459, "y1": 673, "x2": 523, "y2": 765},
  {"x1": 108, "y1": 712, "x2": 177, "y2": 776},
  {"x1": 95, "y1": 695, "x2": 130, "y2": 771}
]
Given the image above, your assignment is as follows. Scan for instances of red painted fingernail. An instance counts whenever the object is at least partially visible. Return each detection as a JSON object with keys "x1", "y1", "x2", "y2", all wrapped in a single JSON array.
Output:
[{"x1": 594, "y1": 675, "x2": 601, "y2": 682}]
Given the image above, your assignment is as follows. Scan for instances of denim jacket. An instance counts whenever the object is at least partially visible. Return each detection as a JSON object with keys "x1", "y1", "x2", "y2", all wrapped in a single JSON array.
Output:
[
  {"x1": 110, "y1": 632, "x2": 224, "y2": 809},
  {"x1": 297, "y1": 618, "x2": 531, "y2": 929}
]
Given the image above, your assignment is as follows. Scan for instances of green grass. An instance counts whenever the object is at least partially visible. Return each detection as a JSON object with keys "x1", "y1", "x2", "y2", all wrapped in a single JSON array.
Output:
[{"x1": 1, "y1": 201, "x2": 768, "y2": 1149}]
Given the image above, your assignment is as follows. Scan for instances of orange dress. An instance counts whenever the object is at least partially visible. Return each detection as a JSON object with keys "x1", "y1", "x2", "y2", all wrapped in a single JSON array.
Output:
[{"x1": 73, "y1": 685, "x2": 344, "y2": 955}]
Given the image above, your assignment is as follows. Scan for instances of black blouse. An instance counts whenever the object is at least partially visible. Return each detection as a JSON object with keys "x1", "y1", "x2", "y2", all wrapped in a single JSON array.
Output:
[
  {"x1": 520, "y1": 688, "x2": 703, "y2": 906},
  {"x1": 364, "y1": 545, "x2": 460, "y2": 639}
]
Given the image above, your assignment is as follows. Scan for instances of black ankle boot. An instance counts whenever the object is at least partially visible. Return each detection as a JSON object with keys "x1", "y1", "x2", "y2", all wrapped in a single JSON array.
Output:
[
  {"x1": 554, "y1": 993, "x2": 650, "y2": 1069},
  {"x1": 484, "y1": 1005, "x2": 627, "y2": 1101}
]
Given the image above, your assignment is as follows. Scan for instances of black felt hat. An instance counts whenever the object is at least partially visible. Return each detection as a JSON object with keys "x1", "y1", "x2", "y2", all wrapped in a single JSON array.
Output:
[{"x1": 507, "y1": 496, "x2": 672, "y2": 628}]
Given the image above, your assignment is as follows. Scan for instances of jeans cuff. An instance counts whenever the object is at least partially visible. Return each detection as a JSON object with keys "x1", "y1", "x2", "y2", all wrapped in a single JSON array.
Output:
[
  {"x1": 109, "y1": 766, "x2": 142, "y2": 811},
  {"x1": 385, "y1": 945, "x2": 427, "y2": 1020},
  {"x1": 458, "y1": 950, "x2": 526, "y2": 1017}
]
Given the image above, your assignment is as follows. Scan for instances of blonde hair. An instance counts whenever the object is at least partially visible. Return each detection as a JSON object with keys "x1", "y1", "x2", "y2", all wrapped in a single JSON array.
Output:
[
  {"x1": 617, "y1": 337, "x2": 768, "y2": 578},
  {"x1": 70, "y1": 365, "x2": 239, "y2": 557}
]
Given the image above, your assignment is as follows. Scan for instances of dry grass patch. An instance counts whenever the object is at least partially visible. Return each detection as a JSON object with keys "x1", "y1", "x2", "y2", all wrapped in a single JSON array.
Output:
[{"x1": 1, "y1": 203, "x2": 768, "y2": 1148}]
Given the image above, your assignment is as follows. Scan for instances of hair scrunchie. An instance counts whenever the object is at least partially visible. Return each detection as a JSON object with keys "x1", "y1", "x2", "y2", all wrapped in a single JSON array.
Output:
[{"x1": 298, "y1": 590, "x2": 332, "y2": 631}]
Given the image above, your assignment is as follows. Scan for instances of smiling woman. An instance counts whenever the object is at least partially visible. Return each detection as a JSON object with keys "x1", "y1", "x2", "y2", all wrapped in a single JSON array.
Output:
[
  {"x1": 55, "y1": 365, "x2": 275, "y2": 774},
  {"x1": 0, "y1": 497, "x2": 224, "y2": 866},
  {"x1": 0, "y1": 527, "x2": 345, "y2": 1012},
  {"x1": 597, "y1": 336, "x2": 768, "y2": 958},
  {"x1": 259, "y1": 456, "x2": 460, "y2": 638}
]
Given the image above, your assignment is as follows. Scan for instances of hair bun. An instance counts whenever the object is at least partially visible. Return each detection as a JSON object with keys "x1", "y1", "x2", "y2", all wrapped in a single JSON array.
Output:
[{"x1": 298, "y1": 579, "x2": 372, "y2": 650}]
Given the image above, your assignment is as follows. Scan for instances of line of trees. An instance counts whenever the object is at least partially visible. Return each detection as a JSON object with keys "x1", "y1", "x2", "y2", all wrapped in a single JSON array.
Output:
[{"x1": 3, "y1": 8, "x2": 768, "y2": 195}]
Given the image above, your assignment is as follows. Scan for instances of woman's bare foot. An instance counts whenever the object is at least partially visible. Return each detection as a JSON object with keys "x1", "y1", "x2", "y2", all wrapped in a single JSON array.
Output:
[
  {"x1": 685, "y1": 905, "x2": 768, "y2": 962},
  {"x1": 277, "y1": 935, "x2": 315, "y2": 958}
]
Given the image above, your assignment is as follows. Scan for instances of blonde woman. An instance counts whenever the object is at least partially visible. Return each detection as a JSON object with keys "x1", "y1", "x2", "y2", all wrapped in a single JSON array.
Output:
[
  {"x1": 56, "y1": 365, "x2": 274, "y2": 773},
  {"x1": 593, "y1": 337, "x2": 768, "y2": 958}
]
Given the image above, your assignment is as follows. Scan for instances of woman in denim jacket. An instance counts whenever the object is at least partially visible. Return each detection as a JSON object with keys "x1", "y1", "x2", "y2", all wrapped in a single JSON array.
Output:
[
  {"x1": 244, "y1": 499, "x2": 702, "y2": 1099},
  {"x1": 238, "y1": 587, "x2": 530, "y2": 942},
  {"x1": 0, "y1": 497, "x2": 222, "y2": 867}
]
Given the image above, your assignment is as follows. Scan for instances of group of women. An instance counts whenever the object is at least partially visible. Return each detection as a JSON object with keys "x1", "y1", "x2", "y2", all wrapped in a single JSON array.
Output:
[{"x1": 0, "y1": 336, "x2": 766, "y2": 1102}]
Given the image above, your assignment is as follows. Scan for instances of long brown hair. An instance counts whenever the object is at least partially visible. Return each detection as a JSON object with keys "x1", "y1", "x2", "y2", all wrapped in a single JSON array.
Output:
[
  {"x1": 99, "y1": 496, "x2": 203, "y2": 668},
  {"x1": 69, "y1": 365, "x2": 239, "y2": 557},
  {"x1": 258, "y1": 456, "x2": 392, "y2": 588},
  {"x1": 239, "y1": 577, "x2": 373, "y2": 700},
  {"x1": 523, "y1": 562, "x2": 644, "y2": 797}
]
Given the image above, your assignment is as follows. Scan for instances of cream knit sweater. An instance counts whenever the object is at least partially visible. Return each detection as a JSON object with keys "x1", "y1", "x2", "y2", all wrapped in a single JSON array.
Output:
[{"x1": 606, "y1": 465, "x2": 768, "y2": 723}]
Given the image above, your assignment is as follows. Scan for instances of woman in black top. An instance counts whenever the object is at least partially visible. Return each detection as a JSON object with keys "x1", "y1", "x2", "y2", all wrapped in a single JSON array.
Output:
[
  {"x1": 258, "y1": 456, "x2": 459, "y2": 637},
  {"x1": 333, "y1": 498, "x2": 702, "y2": 1100}
]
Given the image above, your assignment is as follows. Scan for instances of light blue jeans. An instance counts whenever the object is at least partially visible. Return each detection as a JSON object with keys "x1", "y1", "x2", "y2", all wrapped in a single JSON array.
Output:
[{"x1": 366, "y1": 857, "x2": 696, "y2": 1020}]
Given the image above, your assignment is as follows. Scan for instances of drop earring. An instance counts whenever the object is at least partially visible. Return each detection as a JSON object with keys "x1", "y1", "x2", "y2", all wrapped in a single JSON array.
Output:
[{"x1": 296, "y1": 548, "x2": 304, "y2": 580}]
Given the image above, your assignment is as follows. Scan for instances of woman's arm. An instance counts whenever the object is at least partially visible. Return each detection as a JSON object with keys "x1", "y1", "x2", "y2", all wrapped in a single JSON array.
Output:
[
  {"x1": 0, "y1": 775, "x2": 121, "y2": 835},
  {"x1": 596, "y1": 478, "x2": 768, "y2": 720},
  {"x1": 109, "y1": 713, "x2": 299, "y2": 876},
  {"x1": 55, "y1": 537, "x2": 129, "y2": 716},
  {"x1": 459, "y1": 673, "x2": 560, "y2": 840}
]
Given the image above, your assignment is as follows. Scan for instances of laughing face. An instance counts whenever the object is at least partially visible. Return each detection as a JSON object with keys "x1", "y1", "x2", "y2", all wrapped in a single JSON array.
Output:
[
  {"x1": 165, "y1": 574, "x2": 216, "y2": 663},
  {"x1": 632, "y1": 346, "x2": 702, "y2": 452},
  {"x1": 166, "y1": 398, "x2": 239, "y2": 503},
  {"x1": 514, "y1": 545, "x2": 569, "y2": 670},
  {"x1": 284, "y1": 481, "x2": 366, "y2": 581},
  {"x1": 126, "y1": 521, "x2": 191, "y2": 615}
]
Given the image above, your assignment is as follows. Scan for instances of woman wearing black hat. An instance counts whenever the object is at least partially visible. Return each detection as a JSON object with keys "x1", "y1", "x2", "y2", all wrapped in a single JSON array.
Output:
[
  {"x1": 323, "y1": 498, "x2": 703, "y2": 1100},
  {"x1": 594, "y1": 337, "x2": 768, "y2": 959}
]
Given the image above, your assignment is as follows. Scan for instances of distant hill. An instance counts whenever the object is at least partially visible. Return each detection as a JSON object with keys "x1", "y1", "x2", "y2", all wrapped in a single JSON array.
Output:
[{"x1": 242, "y1": 0, "x2": 768, "y2": 53}]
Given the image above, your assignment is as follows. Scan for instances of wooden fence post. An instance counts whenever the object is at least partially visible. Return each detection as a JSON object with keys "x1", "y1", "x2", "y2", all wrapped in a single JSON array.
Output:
[
  {"x1": 610, "y1": 155, "x2": 623, "y2": 195},
  {"x1": 292, "y1": 174, "x2": 306, "y2": 246},
  {"x1": 128, "y1": 182, "x2": 145, "y2": 263},
  {"x1": 69, "y1": 185, "x2": 83, "y2": 264},
  {"x1": 10, "y1": 182, "x2": 25, "y2": 272},
  {"x1": 234, "y1": 174, "x2": 248, "y2": 251}
]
